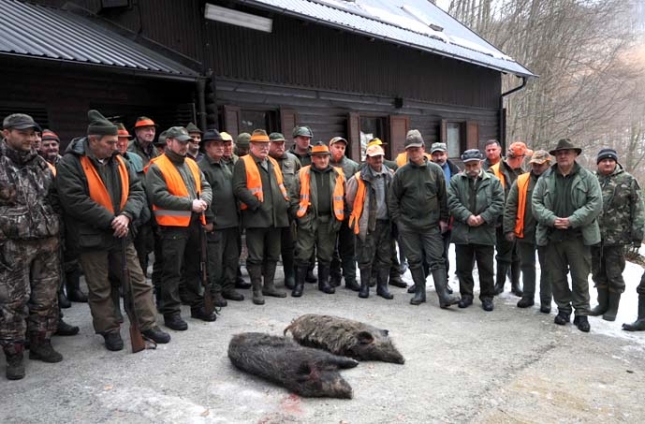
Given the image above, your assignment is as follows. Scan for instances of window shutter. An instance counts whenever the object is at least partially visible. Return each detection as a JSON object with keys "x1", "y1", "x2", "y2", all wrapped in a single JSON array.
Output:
[
  {"x1": 347, "y1": 112, "x2": 361, "y2": 161},
  {"x1": 223, "y1": 105, "x2": 241, "y2": 139},
  {"x1": 466, "y1": 121, "x2": 479, "y2": 150},
  {"x1": 280, "y1": 108, "x2": 298, "y2": 149},
  {"x1": 440, "y1": 119, "x2": 447, "y2": 143},
  {"x1": 388, "y1": 115, "x2": 409, "y2": 159}
]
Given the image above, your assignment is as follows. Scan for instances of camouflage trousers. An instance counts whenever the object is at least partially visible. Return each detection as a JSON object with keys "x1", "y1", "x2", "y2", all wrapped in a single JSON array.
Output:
[
  {"x1": 591, "y1": 244, "x2": 626, "y2": 294},
  {"x1": 0, "y1": 237, "x2": 60, "y2": 346},
  {"x1": 356, "y1": 219, "x2": 393, "y2": 271}
]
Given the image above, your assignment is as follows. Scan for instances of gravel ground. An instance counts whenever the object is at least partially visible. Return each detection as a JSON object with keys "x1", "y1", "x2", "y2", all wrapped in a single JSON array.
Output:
[{"x1": 2, "y1": 259, "x2": 644, "y2": 424}]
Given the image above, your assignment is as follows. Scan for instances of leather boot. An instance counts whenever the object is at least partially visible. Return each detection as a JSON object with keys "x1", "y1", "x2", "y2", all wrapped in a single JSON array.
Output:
[
  {"x1": 409, "y1": 267, "x2": 426, "y2": 305},
  {"x1": 589, "y1": 287, "x2": 609, "y2": 316},
  {"x1": 292, "y1": 266, "x2": 307, "y2": 297},
  {"x1": 55, "y1": 317, "x2": 79, "y2": 336},
  {"x1": 247, "y1": 264, "x2": 265, "y2": 305},
  {"x1": 345, "y1": 277, "x2": 360, "y2": 292},
  {"x1": 65, "y1": 268, "x2": 88, "y2": 303},
  {"x1": 494, "y1": 263, "x2": 508, "y2": 295},
  {"x1": 602, "y1": 292, "x2": 621, "y2": 321},
  {"x1": 510, "y1": 262, "x2": 523, "y2": 297},
  {"x1": 305, "y1": 264, "x2": 317, "y2": 283},
  {"x1": 29, "y1": 333, "x2": 63, "y2": 363},
  {"x1": 4, "y1": 343, "x2": 25, "y2": 380},
  {"x1": 317, "y1": 265, "x2": 335, "y2": 294},
  {"x1": 213, "y1": 292, "x2": 227, "y2": 307},
  {"x1": 262, "y1": 262, "x2": 287, "y2": 298},
  {"x1": 432, "y1": 268, "x2": 460, "y2": 308},
  {"x1": 235, "y1": 266, "x2": 252, "y2": 290},
  {"x1": 58, "y1": 286, "x2": 71, "y2": 309},
  {"x1": 623, "y1": 294, "x2": 645, "y2": 331},
  {"x1": 376, "y1": 268, "x2": 393, "y2": 299},
  {"x1": 389, "y1": 272, "x2": 407, "y2": 288},
  {"x1": 358, "y1": 268, "x2": 370, "y2": 299}
]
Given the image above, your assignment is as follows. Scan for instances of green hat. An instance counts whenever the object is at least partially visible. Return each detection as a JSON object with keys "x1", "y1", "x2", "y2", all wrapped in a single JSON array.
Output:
[
  {"x1": 404, "y1": 129, "x2": 424, "y2": 149},
  {"x1": 165, "y1": 126, "x2": 191, "y2": 143},
  {"x1": 185, "y1": 122, "x2": 202, "y2": 134},
  {"x1": 155, "y1": 130, "x2": 168, "y2": 146},
  {"x1": 87, "y1": 110, "x2": 118, "y2": 136},
  {"x1": 236, "y1": 132, "x2": 251, "y2": 148},
  {"x1": 549, "y1": 138, "x2": 582, "y2": 156},
  {"x1": 269, "y1": 132, "x2": 286, "y2": 142},
  {"x1": 3, "y1": 113, "x2": 41, "y2": 131},
  {"x1": 293, "y1": 126, "x2": 313, "y2": 138}
]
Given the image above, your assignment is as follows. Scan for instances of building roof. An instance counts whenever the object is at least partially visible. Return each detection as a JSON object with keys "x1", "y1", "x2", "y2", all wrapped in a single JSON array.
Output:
[
  {"x1": 239, "y1": 0, "x2": 534, "y2": 78},
  {"x1": 0, "y1": 0, "x2": 199, "y2": 80}
]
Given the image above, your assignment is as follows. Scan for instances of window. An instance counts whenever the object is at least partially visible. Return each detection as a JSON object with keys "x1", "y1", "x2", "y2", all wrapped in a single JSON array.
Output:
[
  {"x1": 446, "y1": 122, "x2": 463, "y2": 158},
  {"x1": 240, "y1": 109, "x2": 278, "y2": 134},
  {"x1": 360, "y1": 116, "x2": 387, "y2": 160}
]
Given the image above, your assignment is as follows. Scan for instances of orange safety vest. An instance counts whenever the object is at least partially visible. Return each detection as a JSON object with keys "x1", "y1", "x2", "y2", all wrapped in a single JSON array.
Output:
[
  {"x1": 239, "y1": 154, "x2": 289, "y2": 210},
  {"x1": 514, "y1": 172, "x2": 531, "y2": 238},
  {"x1": 79, "y1": 155, "x2": 129, "y2": 214},
  {"x1": 149, "y1": 154, "x2": 205, "y2": 227},
  {"x1": 395, "y1": 152, "x2": 432, "y2": 168},
  {"x1": 348, "y1": 171, "x2": 366, "y2": 235},
  {"x1": 296, "y1": 166, "x2": 345, "y2": 220},
  {"x1": 490, "y1": 162, "x2": 506, "y2": 190}
]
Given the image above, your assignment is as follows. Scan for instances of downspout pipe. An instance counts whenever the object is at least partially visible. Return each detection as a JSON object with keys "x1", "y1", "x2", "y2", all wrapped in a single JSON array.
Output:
[
  {"x1": 499, "y1": 76, "x2": 527, "y2": 147},
  {"x1": 196, "y1": 78, "x2": 207, "y2": 132}
]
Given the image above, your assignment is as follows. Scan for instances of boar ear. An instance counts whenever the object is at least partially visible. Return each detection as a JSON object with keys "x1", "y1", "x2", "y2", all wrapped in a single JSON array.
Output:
[
  {"x1": 380, "y1": 329, "x2": 389, "y2": 336},
  {"x1": 357, "y1": 331, "x2": 374, "y2": 345},
  {"x1": 297, "y1": 362, "x2": 320, "y2": 382}
]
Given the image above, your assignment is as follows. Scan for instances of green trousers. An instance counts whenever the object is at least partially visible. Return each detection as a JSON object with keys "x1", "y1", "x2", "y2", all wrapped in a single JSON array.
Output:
[{"x1": 546, "y1": 237, "x2": 591, "y2": 315}]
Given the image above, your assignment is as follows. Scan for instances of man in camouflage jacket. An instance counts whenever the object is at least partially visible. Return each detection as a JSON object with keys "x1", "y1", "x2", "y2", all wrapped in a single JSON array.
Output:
[
  {"x1": 1, "y1": 114, "x2": 63, "y2": 380},
  {"x1": 589, "y1": 148, "x2": 645, "y2": 322}
]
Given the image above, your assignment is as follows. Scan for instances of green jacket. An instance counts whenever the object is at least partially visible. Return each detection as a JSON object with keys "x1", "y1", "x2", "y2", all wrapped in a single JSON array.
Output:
[
  {"x1": 503, "y1": 172, "x2": 540, "y2": 243},
  {"x1": 448, "y1": 170, "x2": 504, "y2": 246},
  {"x1": 233, "y1": 153, "x2": 290, "y2": 229},
  {"x1": 145, "y1": 150, "x2": 213, "y2": 224},
  {"x1": 532, "y1": 162, "x2": 602, "y2": 246},
  {"x1": 272, "y1": 151, "x2": 301, "y2": 192},
  {"x1": 199, "y1": 155, "x2": 239, "y2": 229},
  {"x1": 595, "y1": 164, "x2": 645, "y2": 246},
  {"x1": 289, "y1": 165, "x2": 344, "y2": 233},
  {"x1": 388, "y1": 158, "x2": 448, "y2": 231},
  {"x1": 331, "y1": 156, "x2": 360, "y2": 181},
  {"x1": 288, "y1": 145, "x2": 311, "y2": 167},
  {"x1": 127, "y1": 138, "x2": 159, "y2": 168},
  {"x1": 57, "y1": 137, "x2": 145, "y2": 251}
]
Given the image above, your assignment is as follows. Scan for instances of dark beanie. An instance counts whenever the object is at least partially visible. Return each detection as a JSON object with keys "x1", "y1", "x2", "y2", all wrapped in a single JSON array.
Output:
[
  {"x1": 597, "y1": 148, "x2": 618, "y2": 164},
  {"x1": 87, "y1": 109, "x2": 118, "y2": 136}
]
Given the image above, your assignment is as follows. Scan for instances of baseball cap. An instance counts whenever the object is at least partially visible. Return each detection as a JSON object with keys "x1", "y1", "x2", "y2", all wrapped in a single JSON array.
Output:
[
  {"x1": 507, "y1": 142, "x2": 533, "y2": 158},
  {"x1": 269, "y1": 132, "x2": 286, "y2": 142},
  {"x1": 430, "y1": 142, "x2": 447, "y2": 153},
  {"x1": 3, "y1": 113, "x2": 42, "y2": 131},
  {"x1": 366, "y1": 144, "x2": 385, "y2": 157},
  {"x1": 529, "y1": 150, "x2": 552, "y2": 165},
  {"x1": 329, "y1": 136, "x2": 348, "y2": 146},
  {"x1": 461, "y1": 149, "x2": 483, "y2": 163},
  {"x1": 165, "y1": 126, "x2": 191, "y2": 142},
  {"x1": 404, "y1": 130, "x2": 424, "y2": 149}
]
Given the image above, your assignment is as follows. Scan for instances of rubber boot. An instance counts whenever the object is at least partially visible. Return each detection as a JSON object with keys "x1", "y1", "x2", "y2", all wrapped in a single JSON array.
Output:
[
  {"x1": 623, "y1": 294, "x2": 645, "y2": 331},
  {"x1": 65, "y1": 268, "x2": 88, "y2": 303},
  {"x1": 262, "y1": 262, "x2": 287, "y2": 298},
  {"x1": 376, "y1": 268, "x2": 393, "y2": 299},
  {"x1": 432, "y1": 268, "x2": 460, "y2": 308},
  {"x1": 4, "y1": 343, "x2": 25, "y2": 380},
  {"x1": 292, "y1": 266, "x2": 307, "y2": 297},
  {"x1": 247, "y1": 264, "x2": 265, "y2": 305},
  {"x1": 602, "y1": 292, "x2": 621, "y2": 322},
  {"x1": 305, "y1": 263, "x2": 317, "y2": 283},
  {"x1": 510, "y1": 262, "x2": 523, "y2": 297},
  {"x1": 29, "y1": 333, "x2": 63, "y2": 363},
  {"x1": 589, "y1": 287, "x2": 609, "y2": 316},
  {"x1": 494, "y1": 263, "x2": 508, "y2": 295},
  {"x1": 358, "y1": 268, "x2": 370, "y2": 299},
  {"x1": 317, "y1": 265, "x2": 335, "y2": 294},
  {"x1": 409, "y1": 267, "x2": 426, "y2": 305},
  {"x1": 407, "y1": 284, "x2": 416, "y2": 294},
  {"x1": 330, "y1": 269, "x2": 343, "y2": 287},
  {"x1": 283, "y1": 265, "x2": 296, "y2": 290},
  {"x1": 58, "y1": 286, "x2": 71, "y2": 309}
]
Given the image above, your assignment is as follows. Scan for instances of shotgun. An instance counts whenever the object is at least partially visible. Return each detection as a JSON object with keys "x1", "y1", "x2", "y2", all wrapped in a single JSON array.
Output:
[
  {"x1": 120, "y1": 237, "x2": 150, "y2": 353},
  {"x1": 198, "y1": 194, "x2": 214, "y2": 316}
]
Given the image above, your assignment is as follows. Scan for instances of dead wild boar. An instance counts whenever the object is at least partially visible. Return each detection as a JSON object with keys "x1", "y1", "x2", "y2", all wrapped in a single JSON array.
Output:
[
  {"x1": 228, "y1": 332, "x2": 358, "y2": 399},
  {"x1": 284, "y1": 314, "x2": 405, "y2": 364}
]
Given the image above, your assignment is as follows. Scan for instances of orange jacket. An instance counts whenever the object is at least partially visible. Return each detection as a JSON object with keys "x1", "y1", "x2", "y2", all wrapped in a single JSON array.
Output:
[
  {"x1": 239, "y1": 154, "x2": 288, "y2": 210},
  {"x1": 149, "y1": 154, "x2": 205, "y2": 227},
  {"x1": 296, "y1": 165, "x2": 345, "y2": 220},
  {"x1": 80, "y1": 155, "x2": 129, "y2": 214},
  {"x1": 395, "y1": 152, "x2": 432, "y2": 168},
  {"x1": 514, "y1": 172, "x2": 531, "y2": 238},
  {"x1": 348, "y1": 172, "x2": 366, "y2": 235}
]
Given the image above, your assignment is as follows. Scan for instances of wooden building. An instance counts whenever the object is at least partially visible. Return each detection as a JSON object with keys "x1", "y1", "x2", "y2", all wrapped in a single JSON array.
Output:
[{"x1": 2, "y1": 0, "x2": 533, "y2": 159}]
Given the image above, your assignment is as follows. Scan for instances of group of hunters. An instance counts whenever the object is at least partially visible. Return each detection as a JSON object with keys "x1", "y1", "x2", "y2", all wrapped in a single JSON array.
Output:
[{"x1": 2, "y1": 109, "x2": 645, "y2": 381}]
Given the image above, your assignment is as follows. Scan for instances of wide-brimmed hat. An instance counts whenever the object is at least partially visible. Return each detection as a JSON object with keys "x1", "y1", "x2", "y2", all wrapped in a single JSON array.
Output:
[
  {"x1": 549, "y1": 139, "x2": 582, "y2": 155},
  {"x1": 311, "y1": 141, "x2": 331, "y2": 156}
]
